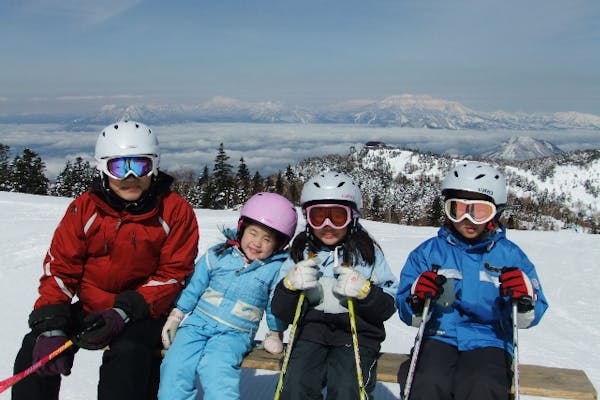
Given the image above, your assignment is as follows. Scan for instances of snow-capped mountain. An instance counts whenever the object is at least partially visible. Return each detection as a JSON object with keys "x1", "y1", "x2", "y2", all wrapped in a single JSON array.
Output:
[
  {"x1": 67, "y1": 98, "x2": 316, "y2": 128},
  {"x1": 481, "y1": 136, "x2": 564, "y2": 161},
  {"x1": 317, "y1": 96, "x2": 600, "y2": 130},
  {"x1": 5, "y1": 95, "x2": 599, "y2": 131},
  {"x1": 317, "y1": 95, "x2": 487, "y2": 129}
]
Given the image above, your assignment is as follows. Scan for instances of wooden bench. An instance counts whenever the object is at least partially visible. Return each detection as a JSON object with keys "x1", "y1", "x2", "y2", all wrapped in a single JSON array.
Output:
[{"x1": 241, "y1": 345, "x2": 597, "y2": 400}]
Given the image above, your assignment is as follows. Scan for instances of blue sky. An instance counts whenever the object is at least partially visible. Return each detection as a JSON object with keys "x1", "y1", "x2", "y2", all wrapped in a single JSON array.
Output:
[{"x1": 1, "y1": 0, "x2": 599, "y2": 115}]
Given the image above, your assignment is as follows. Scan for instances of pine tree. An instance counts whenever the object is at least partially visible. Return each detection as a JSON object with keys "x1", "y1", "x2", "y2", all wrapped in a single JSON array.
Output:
[
  {"x1": 285, "y1": 164, "x2": 299, "y2": 204},
  {"x1": 0, "y1": 144, "x2": 12, "y2": 191},
  {"x1": 52, "y1": 157, "x2": 95, "y2": 197},
  {"x1": 212, "y1": 143, "x2": 234, "y2": 209},
  {"x1": 236, "y1": 157, "x2": 252, "y2": 204},
  {"x1": 275, "y1": 171, "x2": 285, "y2": 194},
  {"x1": 252, "y1": 171, "x2": 264, "y2": 194},
  {"x1": 428, "y1": 195, "x2": 444, "y2": 226},
  {"x1": 196, "y1": 165, "x2": 214, "y2": 208},
  {"x1": 169, "y1": 167, "x2": 197, "y2": 205},
  {"x1": 11, "y1": 148, "x2": 49, "y2": 194}
]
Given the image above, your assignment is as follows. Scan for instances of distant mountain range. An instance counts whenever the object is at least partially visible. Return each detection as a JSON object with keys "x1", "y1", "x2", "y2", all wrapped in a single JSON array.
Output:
[{"x1": 2, "y1": 95, "x2": 600, "y2": 131}]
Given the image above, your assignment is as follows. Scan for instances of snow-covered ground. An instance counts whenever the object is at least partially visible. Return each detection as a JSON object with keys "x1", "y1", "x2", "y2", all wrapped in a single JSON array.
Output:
[{"x1": 0, "y1": 191, "x2": 598, "y2": 399}]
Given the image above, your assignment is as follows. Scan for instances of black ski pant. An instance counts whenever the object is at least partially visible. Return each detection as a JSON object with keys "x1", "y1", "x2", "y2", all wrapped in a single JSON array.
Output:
[
  {"x1": 398, "y1": 339, "x2": 512, "y2": 400},
  {"x1": 279, "y1": 339, "x2": 379, "y2": 400},
  {"x1": 12, "y1": 315, "x2": 165, "y2": 400}
]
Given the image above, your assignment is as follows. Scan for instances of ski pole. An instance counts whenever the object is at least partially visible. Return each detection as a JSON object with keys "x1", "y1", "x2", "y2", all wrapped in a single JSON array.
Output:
[
  {"x1": 0, "y1": 339, "x2": 74, "y2": 394},
  {"x1": 0, "y1": 317, "x2": 105, "y2": 394},
  {"x1": 274, "y1": 255, "x2": 319, "y2": 400},
  {"x1": 273, "y1": 291, "x2": 304, "y2": 400},
  {"x1": 402, "y1": 296, "x2": 431, "y2": 400},
  {"x1": 512, "y1": 300, "x2": 520, "y2": 400},
  {"x1": 347, "y1": 297, "x2": 368, "y2": 400},
  {"x1": 403, "y1": 264, "x2": 441, "y2": 400}
]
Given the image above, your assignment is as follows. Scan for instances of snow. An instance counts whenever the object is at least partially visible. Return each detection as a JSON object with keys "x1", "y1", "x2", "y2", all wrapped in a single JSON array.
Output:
[{"x1": 0, "y1": 191, "x2": 598, "y2": 399}]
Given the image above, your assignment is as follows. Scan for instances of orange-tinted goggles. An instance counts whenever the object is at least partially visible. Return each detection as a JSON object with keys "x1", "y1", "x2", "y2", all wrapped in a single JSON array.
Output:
[
  {"x1": 306, "y1": 204, "x2": 352, "y2": 229},
  {"x1": 444, "y1": 198, "x2": 497, "y2": 224}
]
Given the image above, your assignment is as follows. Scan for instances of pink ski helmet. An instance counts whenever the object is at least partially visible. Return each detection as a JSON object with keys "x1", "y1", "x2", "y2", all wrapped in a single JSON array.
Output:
[{"x1": 240, "y1": 192, "x2": 298, "y2": 242}]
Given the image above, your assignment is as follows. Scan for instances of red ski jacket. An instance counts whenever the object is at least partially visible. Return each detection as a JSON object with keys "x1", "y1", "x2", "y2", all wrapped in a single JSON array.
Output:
[{"x1": 33, "y1": 190, "x2": 199, "y2": 318}]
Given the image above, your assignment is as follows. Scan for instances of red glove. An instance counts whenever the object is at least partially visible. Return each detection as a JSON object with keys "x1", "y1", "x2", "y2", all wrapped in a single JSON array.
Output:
[
  {"x1": 408, "y1": 271, "x2": 446, "y2": 314},
  {"x1": 500, "y1": 267, "x2": 535, "y2": 310},
  {"x1": 411, "y1": 271, "x2": 446, "y2": 300}
]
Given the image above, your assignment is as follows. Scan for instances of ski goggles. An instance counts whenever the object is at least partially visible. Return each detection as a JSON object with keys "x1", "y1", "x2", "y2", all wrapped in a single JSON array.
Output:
[
  {"x1": 101, "y1": 156, "x2": 154, "y2": 180},
  {"x1": 444, "y1": 198, "x2": 497, "y2": 224},
  {"x1": 306, "y1": 204, "x2": 353, "y2": 230}
]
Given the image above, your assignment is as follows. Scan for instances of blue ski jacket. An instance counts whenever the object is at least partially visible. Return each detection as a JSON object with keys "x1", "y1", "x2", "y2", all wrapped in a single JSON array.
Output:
[
  {"x1": 175, "y1": 231, "x2": 286, "y2": 334},
  {"x1": 396, "y1": 225, "x2": 548, "y2": 356}
]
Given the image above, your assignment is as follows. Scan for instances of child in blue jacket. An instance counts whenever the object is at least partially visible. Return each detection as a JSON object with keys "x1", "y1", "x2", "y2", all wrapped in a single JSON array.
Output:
[
  {"x1": 396, "y1": 162, "x2": 548, "y2": 400},
  {"x1": 158, "y1": 192, "x2": 297, "y2": 400},
  {"x1": 272, "y1": 171, "x2": 398, "y2": 400}
]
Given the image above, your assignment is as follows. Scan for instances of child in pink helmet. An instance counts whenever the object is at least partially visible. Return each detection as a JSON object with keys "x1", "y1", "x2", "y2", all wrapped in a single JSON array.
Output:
[{"x1": 158, "y1": 192, "x2": 298, "y2": 400}]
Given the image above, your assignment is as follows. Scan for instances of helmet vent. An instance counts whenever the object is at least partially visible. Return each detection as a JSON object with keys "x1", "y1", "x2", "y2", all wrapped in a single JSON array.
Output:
[
  {"x1": 114, "y1": 124, "x2": 118, "y2": 129},
  {"x1": 135, "y1": 123, "x2": 139, "y2": 128},
  {"x1": 453, "y1": 171, "x2": 459, "y2": 177},
  {"x1": 474, "y1": 174, "x2": 485, "y2": 180},
  {"x1": 337, "y1": 182, "x2": 345, "y2": 188},
  {"x1": 313, "y1": 182, "x2": 321, "y2": 188}
]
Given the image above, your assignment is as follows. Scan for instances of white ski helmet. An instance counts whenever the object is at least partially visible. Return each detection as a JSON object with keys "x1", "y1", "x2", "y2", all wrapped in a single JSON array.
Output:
[
  {"x1": 300, "y1": 171, "x2": 363, "y2": 214},
  {"x1": 95, "y1": 120, "x2": 160, "y2": 177},
  {"x1": 441, "y1": 162, "x2": 507, "y2": 205}
]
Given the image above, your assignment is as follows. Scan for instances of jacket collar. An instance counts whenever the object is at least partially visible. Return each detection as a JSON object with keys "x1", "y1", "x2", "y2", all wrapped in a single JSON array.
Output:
[
  {"x1": 90, "y1": 171, "x2": 173, "y2": 215},
  {"x1": 438, "y1": 224, "x2": 506, "y2": 252}
]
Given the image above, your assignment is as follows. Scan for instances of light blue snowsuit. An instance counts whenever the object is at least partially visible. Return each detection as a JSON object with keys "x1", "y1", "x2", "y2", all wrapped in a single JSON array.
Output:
[{"x1": 158, "y1": 236, "x2": 286, "y2": 400}]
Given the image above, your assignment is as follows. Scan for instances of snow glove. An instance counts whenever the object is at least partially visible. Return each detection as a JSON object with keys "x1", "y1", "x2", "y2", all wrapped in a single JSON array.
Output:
[
  {"x1": 333, "y1": 266, "x2": 371, "y2": 299},
  {"x1": 33, "y1": 330, "x2": 76, "y2": 376},
  {"x1": 74, "y1": 308, "x2": 127, "y2": 350},
  {"x1": 74, "y1": 290, "x2": 149, "y2": 350},
  {"x1": 500, "y1": 267, "x2": 535, "y2": 312},
  {"x1": 408, "y1": 270, "x2": 447, "y2": 314},
  {"x1": 283, "y1": 257, "x2": 321, "y2": 291},
  {"x1": 263, "y1": 330, "x2": 284, "y2": 354},
  {"x1": 28, "y1": 303, "x2": 75, "y2": 376},
  {"x1": 161, "y1": 308, "x2": 184, "y2": 349}
]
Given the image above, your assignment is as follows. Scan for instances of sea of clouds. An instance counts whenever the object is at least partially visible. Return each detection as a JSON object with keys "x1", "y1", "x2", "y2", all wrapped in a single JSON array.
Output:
[{"x1": 1, "y1": 122, "x2": 599, "y2": 179}]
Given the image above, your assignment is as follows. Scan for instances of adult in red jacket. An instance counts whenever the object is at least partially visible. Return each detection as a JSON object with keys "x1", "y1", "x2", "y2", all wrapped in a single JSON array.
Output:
[{"x1": 12, "y1": 120, "x2": 199, "y2": 400}]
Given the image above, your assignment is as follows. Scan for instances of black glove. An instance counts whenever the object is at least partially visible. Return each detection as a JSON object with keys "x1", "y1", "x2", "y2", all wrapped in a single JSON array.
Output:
[
  {"x1": 73, "y1": 308, "x2": 127, "y2": 350},
  {"x1": 28, "y1": 303, "x2": 71, "y2": 333},
  {"x1": 73, "y1": 290, "x2": 149, "y2": 350},
  {"x1": 113, "y1": 290, "x2": 150, "y2": 322}
]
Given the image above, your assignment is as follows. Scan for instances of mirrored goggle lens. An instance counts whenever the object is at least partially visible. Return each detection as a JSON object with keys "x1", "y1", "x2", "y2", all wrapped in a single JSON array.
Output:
[
  {"x1": 444, "y1": 199, "x2": 496, "y2": 224},
  {"x1": 307, "y1": 205, "x2": 352, "y2": 229},
  {"x1": 106, "y1": 156, "x2": 153, "y2": 179}
]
